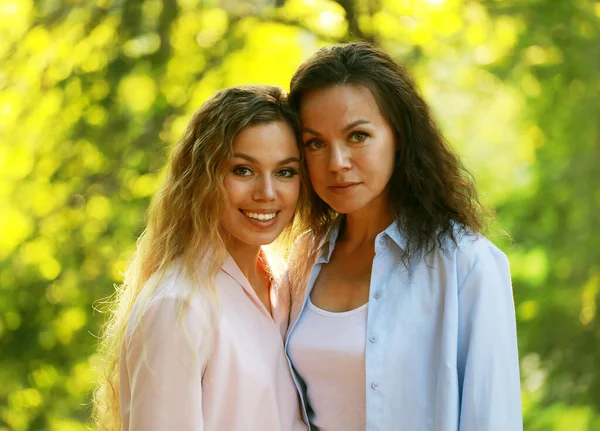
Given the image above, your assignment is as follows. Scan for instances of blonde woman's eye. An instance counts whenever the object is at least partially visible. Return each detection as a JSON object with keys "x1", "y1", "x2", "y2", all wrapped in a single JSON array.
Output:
[
  {"x1": 305, "y1": 139, "x2": 324, "y2": 150},
  {"x1": 350, "y1": 132, "x2": 368, "y2": 143},
  {"x1": 233, "y1": 166, "x2": 253, "y2": 176},
  {"x1": 276, "y1": 168, "x2": 298, "y2": 178}
]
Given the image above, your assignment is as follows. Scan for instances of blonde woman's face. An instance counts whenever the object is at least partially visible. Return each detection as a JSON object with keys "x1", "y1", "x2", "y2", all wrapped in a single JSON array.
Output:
[{"x1": 221, "y1": 121, "x2": 301, "y2": 248}]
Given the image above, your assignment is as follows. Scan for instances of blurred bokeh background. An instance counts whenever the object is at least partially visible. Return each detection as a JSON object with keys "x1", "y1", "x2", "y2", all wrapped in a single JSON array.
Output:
[{"x1": 0, "y1": 0, "x2": 599, "y2": 429}]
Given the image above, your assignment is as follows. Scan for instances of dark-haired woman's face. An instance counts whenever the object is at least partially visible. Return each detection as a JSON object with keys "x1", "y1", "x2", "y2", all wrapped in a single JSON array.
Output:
[{"x1": 300, "y1": 84, "x2": 397, "y2": 217}]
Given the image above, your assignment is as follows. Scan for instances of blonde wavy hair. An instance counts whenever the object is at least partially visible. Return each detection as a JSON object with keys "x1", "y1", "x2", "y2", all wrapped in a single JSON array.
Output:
[{"x1": 92, "y1": 85, "x2": 309, "y2": 430}]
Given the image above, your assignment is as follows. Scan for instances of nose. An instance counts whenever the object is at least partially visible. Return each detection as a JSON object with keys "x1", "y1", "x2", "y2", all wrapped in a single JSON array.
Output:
[
  {"x1": 253, "y1": 175, "x2": 276, "y2": 202},
  {"x1": 329, "y1": 142, "x2": 352, "y2": 172}
]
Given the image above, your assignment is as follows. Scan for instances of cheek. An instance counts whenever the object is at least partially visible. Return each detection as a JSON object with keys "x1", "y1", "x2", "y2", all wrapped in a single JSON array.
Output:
[
  {"x1": 371, "y1": 138, "x2": 396, "y2": 176},
  {"x1": 281, "y1": 179, "x2": 301, "y2": 205},
  {"x1": 369, "y1": 155, "x2": 395, "y2": 185},
  {"x1": 305, "y1": 157, "x2": 327, "y2": 187},
  {"x1": 223, "y1": 177, "x2": 245, "y2": 205}
]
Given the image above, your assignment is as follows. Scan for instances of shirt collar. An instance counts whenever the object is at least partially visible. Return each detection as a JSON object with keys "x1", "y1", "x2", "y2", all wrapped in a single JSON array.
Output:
[
  {"x1": 221, "y1": 248, "x2": 272, "y2": 293},
  {"x1": 315, "y1": 216, "x2": 407, "y2": 264},
  {"x1": 221, "y1": 254, "x2": 253, "y2": 292},
  {"x1": 382, "y1": 218, "x2": 408, "y2": 251},
  {"x1": 315, "y1": 216, "x2": 344, "y2": 264}
]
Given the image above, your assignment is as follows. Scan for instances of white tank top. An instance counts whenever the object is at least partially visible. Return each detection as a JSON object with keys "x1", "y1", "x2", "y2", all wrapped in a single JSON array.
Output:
[{"x1": 288, "y1": 297, "x2": 368, "y2": 431}]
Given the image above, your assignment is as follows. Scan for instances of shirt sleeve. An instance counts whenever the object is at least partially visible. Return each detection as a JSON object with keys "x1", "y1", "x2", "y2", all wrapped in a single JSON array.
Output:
[
  {"x1": 123, "y1": 295, "x2": 210, "y2": 431},
  {"x1": 457, "y1": 244, "x2": 523, "y2": 431}
]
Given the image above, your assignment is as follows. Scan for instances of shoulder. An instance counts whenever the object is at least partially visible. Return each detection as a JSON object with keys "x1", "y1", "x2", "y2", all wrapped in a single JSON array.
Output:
[
  {"x1": 435, "y1": 224, "x2": 510, "y2": 289},
  {"x1": 127, "y1": 259, "x2": 216, "y2": 337},
  {"x1": 142, "y1": 258, "x2": 209, "y2": 302},
  {"x1": 448, "y1": 231, "x2": 513, "y2": 307},
  {"x1": 454, "y1": 228, "x2": 507, "y2": 265}
]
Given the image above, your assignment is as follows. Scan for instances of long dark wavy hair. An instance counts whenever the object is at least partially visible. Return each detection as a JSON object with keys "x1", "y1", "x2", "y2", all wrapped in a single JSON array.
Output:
[{"x1": 287, "y1": 42, "x2": 489, "y2": 283}]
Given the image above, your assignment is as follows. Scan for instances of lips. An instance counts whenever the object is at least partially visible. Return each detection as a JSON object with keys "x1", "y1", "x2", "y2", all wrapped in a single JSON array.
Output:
[
  {"x1": 240, "y1": 210, "x2": 279, "y2": 221},
  {"x1": 328, "y1": 182, "x2": 361, "y2": 193},
  {"x1": 330, "y1": 182, "x2": 359, "y2": 188}
]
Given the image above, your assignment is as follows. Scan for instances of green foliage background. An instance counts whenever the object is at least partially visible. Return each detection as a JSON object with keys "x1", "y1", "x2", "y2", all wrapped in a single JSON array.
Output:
[{"x1": 0, "y1": 0, "x2": 598, "y2": 429}]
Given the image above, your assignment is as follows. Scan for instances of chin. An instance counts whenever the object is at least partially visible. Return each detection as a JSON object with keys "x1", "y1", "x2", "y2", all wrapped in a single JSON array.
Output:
[
  {"x1": 327, "y1": 201, "x2": 363, "y2": 215},
  {"x1": 255, "y1": 237, "x2": 278, "y2": 246},
  {"x1": 244, "y1": 232, "x2": 280, "y2": 247}
]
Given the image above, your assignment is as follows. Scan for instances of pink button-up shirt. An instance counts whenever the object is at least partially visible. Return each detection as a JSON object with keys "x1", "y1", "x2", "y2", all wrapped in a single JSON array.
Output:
[{"x1": 119, "y1": 255, "x2": 307, "y2": 431}]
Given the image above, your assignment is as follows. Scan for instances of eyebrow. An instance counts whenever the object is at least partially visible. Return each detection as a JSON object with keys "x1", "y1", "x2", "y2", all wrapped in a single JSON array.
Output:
[
  {"x1": 302, "y1": 119, "x2": 372, "y2": 135},
  {"x1": 233, "y1": 153, "x2": 300, "y2": 165}
]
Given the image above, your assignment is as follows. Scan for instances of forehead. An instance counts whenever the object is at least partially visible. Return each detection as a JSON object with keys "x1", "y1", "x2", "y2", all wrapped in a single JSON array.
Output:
[
  {"x1": 299, "y1": 84, "x2": 384, "y2": 129},
  {"x1": 231, "y1": 121, "x2": 299, "y2": 159}
]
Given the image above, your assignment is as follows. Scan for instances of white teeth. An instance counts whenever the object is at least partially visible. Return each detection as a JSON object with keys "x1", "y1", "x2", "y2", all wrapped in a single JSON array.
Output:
[{"x1": 243, "y1": 211, "x2": 277, "y2": 221}]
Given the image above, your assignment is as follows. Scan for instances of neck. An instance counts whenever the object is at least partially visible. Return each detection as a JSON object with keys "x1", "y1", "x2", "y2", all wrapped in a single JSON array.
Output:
[
  {"x1": 341, "y1": 192, "x2": 395, "y2": 246},
  {"x1": 225, "y1": 241, "x2": 262, "y2": 282}
]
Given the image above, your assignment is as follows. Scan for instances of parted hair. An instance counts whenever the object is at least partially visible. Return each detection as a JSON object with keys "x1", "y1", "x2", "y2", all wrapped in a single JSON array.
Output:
[
  {"x1": 286, "y1": 42, "x2": 489, "y2": 288},
  {"x1": 92, "y1": 85, "x2": 309, "y2": 430}
]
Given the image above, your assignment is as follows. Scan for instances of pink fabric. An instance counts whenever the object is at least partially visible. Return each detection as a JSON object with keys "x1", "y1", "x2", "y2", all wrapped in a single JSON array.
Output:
[{"x1": 119, "y1": 255, "x2": 306, "y2": 431}]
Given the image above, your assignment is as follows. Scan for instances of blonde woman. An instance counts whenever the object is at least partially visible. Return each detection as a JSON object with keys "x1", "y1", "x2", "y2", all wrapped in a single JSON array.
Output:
[{"x1": 93, "y1": 86, "x2": 309, "y2": 431}]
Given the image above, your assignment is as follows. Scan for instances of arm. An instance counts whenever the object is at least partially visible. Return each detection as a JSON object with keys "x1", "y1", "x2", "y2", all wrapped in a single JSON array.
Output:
[
  {"x1": 457, "y1": 244, "x2": 523, "y2": 431},
  {"x1": 124, "y1": 296, "x2": 209, "y2": 431}
]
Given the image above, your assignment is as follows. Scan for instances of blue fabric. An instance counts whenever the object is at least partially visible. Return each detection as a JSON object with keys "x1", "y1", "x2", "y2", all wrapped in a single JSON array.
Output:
[{"x1": 285, "y1": 219, "x2": 522, "y2": 431}]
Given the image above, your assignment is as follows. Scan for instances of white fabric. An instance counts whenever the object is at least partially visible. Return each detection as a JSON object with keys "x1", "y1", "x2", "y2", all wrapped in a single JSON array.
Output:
[{"x1": 288, "y1": 297, "x2": 368, "y2": 431}]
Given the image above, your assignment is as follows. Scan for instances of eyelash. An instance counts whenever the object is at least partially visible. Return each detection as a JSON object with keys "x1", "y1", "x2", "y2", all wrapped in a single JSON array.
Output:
[
  {"x1": 304, "y1": 131, "x2": 370, "y2": 149},
  {"x1": 275, "y1": 168, "x2": 299, "y2": 178},
  {"x1": 233, "y1": 166, "x2": 253, "y2": 176},
  {"x1": 304, "y1": 139, "x2": 323, "y2": 150},
  {"x1": 350, "y1": 131, "x2": 369, "y2": 142},
  {"x1": 232, "y1": 166, "x2": 298, "y2": 178}
]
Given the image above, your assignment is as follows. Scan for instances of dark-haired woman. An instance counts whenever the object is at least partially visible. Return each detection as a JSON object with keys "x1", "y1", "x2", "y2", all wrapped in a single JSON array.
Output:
[{"x1": 284, "y1": 42, "x2": 522, "y2": 431}]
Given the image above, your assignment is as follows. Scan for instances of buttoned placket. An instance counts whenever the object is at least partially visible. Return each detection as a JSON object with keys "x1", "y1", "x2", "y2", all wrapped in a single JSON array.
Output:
[{"x1": 365, "y1": 233, "x2": 391, "y2": 431}]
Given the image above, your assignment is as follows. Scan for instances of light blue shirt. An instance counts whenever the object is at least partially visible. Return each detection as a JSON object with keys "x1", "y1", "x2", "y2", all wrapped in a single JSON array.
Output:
[{"x1": 285, "y1": 219, "x2": 522, "y2": 431}]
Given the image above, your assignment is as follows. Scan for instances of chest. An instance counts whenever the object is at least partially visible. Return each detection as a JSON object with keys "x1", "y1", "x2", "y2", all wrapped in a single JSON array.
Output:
[
  {"x1": 288, "y1": 255, "x2": 462, "y2": 425},
  {"x1": 214, "y1": 276, "x2": 283, "y2": 360},
  {"x1": 310, "y1": 246, "x2": 376, "y2": 312},
  {"x1": 292, "y1": 246, "x2": 457, "y2": 331}
]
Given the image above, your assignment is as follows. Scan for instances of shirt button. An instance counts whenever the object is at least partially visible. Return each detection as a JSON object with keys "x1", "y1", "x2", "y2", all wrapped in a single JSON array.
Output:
[
  {"x1": 378, "y1": 237, "x2": 386, "y2": 246},
  {"x1": 371, "y1": 382, "x2": 379, "y2": 390},
  {"x1": 369, "y1": 335, "x2": 378, "y2": 343},
  {"x1": 373, "y1": 291, "x2": 381, "y2": 299}
]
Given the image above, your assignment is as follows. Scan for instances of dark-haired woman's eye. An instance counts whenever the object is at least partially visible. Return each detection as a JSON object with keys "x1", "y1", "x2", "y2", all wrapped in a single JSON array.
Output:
[
  {"x1": 233, "y1": 166, "x2": 253, "y2": 177},
  {"x1": 305, "y1": 139, "x2": 324, "y2": 150},
  {"x1": 350, "y1": 131, "x2": 368, "y2": 143},
  {"x1": 276, "y1": 168, "x2": 298, "y2": 178}
]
